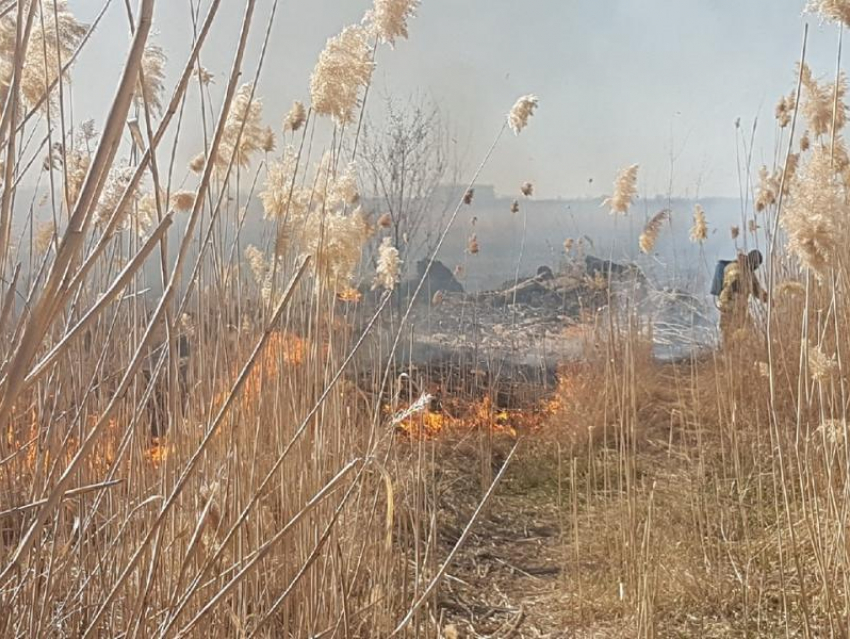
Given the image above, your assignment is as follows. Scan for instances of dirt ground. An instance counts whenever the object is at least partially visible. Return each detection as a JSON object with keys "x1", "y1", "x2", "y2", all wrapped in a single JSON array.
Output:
[{"x1": 431, "y1": 439, "x2": 633, "y2": 639}]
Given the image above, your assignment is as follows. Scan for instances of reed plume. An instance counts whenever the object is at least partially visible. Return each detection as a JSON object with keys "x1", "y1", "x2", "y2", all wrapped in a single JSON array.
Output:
[
  {"x1": 261, "y1": 126, "x2": 276, "y2": 153},
  {"x1": 197, "y1": 66, "x2": 214, "y2": 86},
  {"x1": 0, "y1": 1, "x2": 86, "y2": 112},
  {"x1": 603, "y1": 164, "x2": 639, "y2": 214},
  {"x1": 775, "y1": 92, "x2": 793, "y2": 128},
  {"x1": 189, "y1": 153, "x2": 205, "y2": 173},
  {"x1": 134, "y1": 192, "x2": 158, "y2": 240},
  {"x1": 244, "y1": 244, "x2": 269, "y2": 287},
  {"x1": 219, "y1": 83, "x2": 265, "y2": 171},
  {"x1": 808, "y1": 339, "x2": 839, "y2": 381},
  {"x1": 689, "y1": 204, "x2": 707, "y2": 243},
  {"x1": 95, "y1": 167, "x2": 137, "y2": 228},
  {"x1": 799, "y1": 63, "x2": 847, "y2": 138},
  {"x1": 366, "y1": 0, "x2": 419, "y2": 46},
  {"x1": 782, "y1": 146, "x2": 845, "y2": 279},
  {"x1": 284, "y1": 100, "x2": 307, "y2": 132},
  {"x1": 170, "y1": 191, "x2": 195, "y2": 211},
  {"x1": 310, "y1": 25, "x2": 374, "y2": 124},
  {"x1": 807, "y1": 0, "x2": 850, "y2": 28},
  {"x1": 302, "y1": 207, "x2": 372, "y2": 289},
  {"x1": 134, "y1": 43, "x2": 167, "y2": 114},
  {"x1": 508, "y1": 95, "x2": 539, "y2": 134},
  {"x1": 64, "y1": 147, "x2": 91, "y2": 209},
  {"x1": 260, "y1": 146, "x2": 305, "y2": 219},
  {"x1": 755, "y1": 165, "x2": 779, "y2": 212},
  {"x1": 638, "y1": 209, "x2": 670, "y2": 254},
  {"x1": 373, "y1": 236, "x2": 402, "y2": 291}
]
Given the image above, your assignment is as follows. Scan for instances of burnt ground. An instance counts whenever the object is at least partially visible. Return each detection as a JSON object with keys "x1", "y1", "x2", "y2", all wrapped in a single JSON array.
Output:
[{"x1": 401, "y1": 270, "x2": 608, "y2": 370}]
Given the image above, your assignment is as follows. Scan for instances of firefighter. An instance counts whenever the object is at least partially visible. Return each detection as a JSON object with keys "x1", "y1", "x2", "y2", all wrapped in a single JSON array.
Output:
[{"x1": 718, "y1": 249, "x2": 768, "y2": 345}]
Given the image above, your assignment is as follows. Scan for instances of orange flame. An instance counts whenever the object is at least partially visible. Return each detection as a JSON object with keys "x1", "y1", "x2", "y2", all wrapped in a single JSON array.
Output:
[
  {"x1": 337, "y1": 287, "x2": 362, "y2": 303},
  {"x1": 393, "y1": 395, "x2": 552, "y2": 440},
  {"x1": 145, "y1": 436, "x2": 170, "y2": 466}
]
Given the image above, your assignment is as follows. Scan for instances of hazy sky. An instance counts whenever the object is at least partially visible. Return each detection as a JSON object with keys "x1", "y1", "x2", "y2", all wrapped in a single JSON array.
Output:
[{"x1": 69, "y1": 0, "x2": 844, "y2": 199}]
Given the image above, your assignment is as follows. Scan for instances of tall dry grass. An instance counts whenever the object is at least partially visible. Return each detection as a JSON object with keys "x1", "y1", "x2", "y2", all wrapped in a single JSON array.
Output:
[
  {"x1": 0, "y1": 1, "x2": 540, "y2": 636},
  {"x1": 542, "y1": 13, "x2": 850, "y2": 636}
]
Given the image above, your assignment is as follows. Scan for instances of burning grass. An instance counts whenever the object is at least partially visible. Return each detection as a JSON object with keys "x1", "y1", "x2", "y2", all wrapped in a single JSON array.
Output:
[
  {"x1": 3, "y1": 0, "x2": 850, "y2": 636},
  {"x1": 391, "y1": 394, "x2": 553, "y2": 440}
]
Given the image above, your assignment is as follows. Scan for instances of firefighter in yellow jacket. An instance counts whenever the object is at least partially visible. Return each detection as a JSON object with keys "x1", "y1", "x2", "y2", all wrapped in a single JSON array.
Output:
[{"x1": 719, "y1": 249, "x2": 767, "y2": 345}]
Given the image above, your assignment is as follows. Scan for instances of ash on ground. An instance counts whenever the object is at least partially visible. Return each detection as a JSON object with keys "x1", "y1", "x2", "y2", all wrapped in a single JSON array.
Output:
[{"x1": 367, "y1": 255, "x2": 718, "y2": 375}]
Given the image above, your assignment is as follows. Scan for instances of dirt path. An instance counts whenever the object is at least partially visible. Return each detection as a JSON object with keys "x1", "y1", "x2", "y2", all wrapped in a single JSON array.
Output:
[
  {"x1": 433, "y1": 444, "x2": 565, "y2": 638},
  {"x1": 432, "y1": 438, "x2": 639, "y2": 639}
]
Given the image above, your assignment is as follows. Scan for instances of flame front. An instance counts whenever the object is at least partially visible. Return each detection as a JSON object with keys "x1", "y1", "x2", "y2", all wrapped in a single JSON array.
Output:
[{"x1": 392, "y1": 395, "x2": 553, "y2": 440}]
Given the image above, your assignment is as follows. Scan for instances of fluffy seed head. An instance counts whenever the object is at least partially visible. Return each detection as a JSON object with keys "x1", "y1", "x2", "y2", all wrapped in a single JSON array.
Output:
[
  {"x1": 463, "y1": 188, "x2": 474, "y2": 205},
  {"x1": 218, "y1": 83, "x2": 265, "y2": 171},
  {"x1": 261, "y1": 126, "x2": 276, "y2": 153},
  {"x1": 96, "y1": 167, "x2": 137, "y2": 228},
  {"x1": 244, "y1": 245, "x2": 269, "y2": 287},
  {"x1": 564, "y1": 238, "x2": 574, "y2": 253},
  {"x1": 755, "y1": 165, "x2": 780, "y2": 212},
  {"x1": 809, "y1": 340, "x2": 839, "y2": 381},
  {"x1": 638, "y1": 209, "x2": 670, "y2": 254},
  {"x1": 303, "y1": 207, "x2": 372, "y2": 289},
  {"x1": 198, "y1": 67, "x2": 214, "y2": 86},
  {"x1": 603, "y1": 164, "x2": 639, "y2": 215},
  {"x1": 373, "y1": 236, "x2": 402, "y2": 291},
  {"x1": 284, "y1": 100, "x2": 307, "y2": 133},
  {"x1": 134, "y1": 192, "x2": 158, "y2": 240},
  {"x1": 170, "y1": 190, "x2": 195, "y2": 211},
  {"x1": 467, "y1": 234, "x2": 479, "y2": 255},
  {"x1": 782, "y1": 146, "x2": 846, "y2": 278},
  {"x1": 510, "y1": 200, "x2": 520, "y2": 214},
  {"x1": 366, "y1": 0, "x2": 419, "y2": 46},
  {"x1": 775, "y1": 92, "x2": 793, "y2": 128},
  {"x1": 378, "y1": 212, "x2": 392, "y2": 228},
  {"x1": 799, "y1": 63, "x2": 847, "y2": 138},
  {"x1": 432, "y1": 290, "x2": 444, "y2": 306},
  {"x1": 65, "y1": 148, "x2": 90, "y2": 209},
  {"x1": 731, "y1": 225, "x2": 740, "y2": 240},
  {"x1": 807, "y1": 0, "x2": 850, "y2": 28},
  {"x1": 521, "y1": 182, "x2": 534, "y2": 197},
  {"x1": 134, "y1": 44, "x2": 167, "y2": 114},
  {"x1": 508, "y1": 95, "x2": 539, "y2": 135},
  {"x1": 690, "y1": 204, "x2": 708, "y2": 243},
  {"x1": 329, "y1": 162, "x2": 360, "y2": 207},
  {"x1": 189, "y1": 153, "x2": 205, "y2": 173},
  {"x1": 310, "y1": 25, "x2": 374, "y2": 124},
  {"x1": 260, "y1": 146, "x2": 306, "y2": 219},
  {"x1": 0, "y1": 2, "x2": 86, "y2": 113}
]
